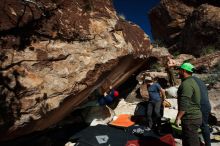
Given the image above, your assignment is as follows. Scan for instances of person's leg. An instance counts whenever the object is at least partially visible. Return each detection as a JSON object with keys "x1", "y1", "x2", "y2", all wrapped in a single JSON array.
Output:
[
  {"x1": 146, "y1": 102, "x2": 153, "y2": 128},
  {"x1": 182, "y1": 118, "x2": 202, "y2": 146},
  {"x1": 166, "y1": 67, "x2": 172, "y2": 86},
  {"x1": 201, "y1": 110, "x2": 211, "y2": 146},
  {"x1": 160, "y1": 101, "x2": 164, "y2": 117},
  {"x1": 166, "y1": 68, "x2": 177, "y2": 86},
  {"x1": 154, "y1": 100, "x2": 162, "y2": 126}
]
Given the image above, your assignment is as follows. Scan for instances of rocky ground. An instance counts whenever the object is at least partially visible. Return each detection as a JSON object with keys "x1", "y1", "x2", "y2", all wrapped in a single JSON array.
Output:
[
  {"x1": 111, "y1": 70, "x2": 220, "y2": 146},
  {"x1": 113, "y1": 97, "x2": 220, "y2": 146},
  {"x1": 64, "y1": 74, "x2": 220, "y2": 146}
]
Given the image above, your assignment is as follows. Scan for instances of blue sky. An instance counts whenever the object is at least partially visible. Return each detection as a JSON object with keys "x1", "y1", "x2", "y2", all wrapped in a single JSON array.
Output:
[{"x1": 113, "y1": 0, "x2": 160, "y2": 40}]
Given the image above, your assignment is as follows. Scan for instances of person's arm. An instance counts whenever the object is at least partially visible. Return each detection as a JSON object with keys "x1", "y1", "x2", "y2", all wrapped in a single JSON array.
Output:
[
  {"x1": 108, "y1": 85, "x2": 115, "y2": 96},
  {"x1": 167, "y1": 59, "x2": 177, "y2": 67},
  {"x1": 175, "y1": 111, "x2": 185, "y2": 127},
  {"x1": 175, "y1": 81, "x2": 193, "y2": 126},
  {"x1": 160, "y1": 88, "x2": 166, "y2": 100},
  {"x1": 103, "y1": 93, "x2": 114, "y2": 104},
  {"x1": 156, "y1": 83, "x2": 166, "y2": 100}
]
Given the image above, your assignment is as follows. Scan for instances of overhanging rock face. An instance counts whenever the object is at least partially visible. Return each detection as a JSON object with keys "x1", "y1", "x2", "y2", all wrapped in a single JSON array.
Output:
[{"x1": 0, "y1": 0, "x2": 164, "y2": 140}]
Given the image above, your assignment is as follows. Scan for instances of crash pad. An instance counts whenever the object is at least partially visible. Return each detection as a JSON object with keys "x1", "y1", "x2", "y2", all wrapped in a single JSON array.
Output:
[
  {"x1": 126, "y1": 134, "x2": 175, "y2": 146},
  {"x1": 109, "y1": 114, "x2": 135, "y2": 128}
]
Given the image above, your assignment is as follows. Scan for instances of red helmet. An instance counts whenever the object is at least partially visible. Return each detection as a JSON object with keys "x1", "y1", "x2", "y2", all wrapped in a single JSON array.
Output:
[{"x1": 114, "y1": 91, "x2": 119, "y2": 97}]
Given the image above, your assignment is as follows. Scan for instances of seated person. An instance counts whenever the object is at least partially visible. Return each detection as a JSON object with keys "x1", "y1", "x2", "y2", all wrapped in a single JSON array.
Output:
[
  {"x1": 98, "y1": 86, "x2": 119, "y2": 106},
  {"x1": 77, "y1": 86, "x2": 119, "y2": 109}
]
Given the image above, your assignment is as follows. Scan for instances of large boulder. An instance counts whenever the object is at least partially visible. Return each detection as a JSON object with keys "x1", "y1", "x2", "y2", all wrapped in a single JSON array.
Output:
[
  {"x1": 149, "y1": 0, "x2": 220, "y2": 56},
  {"x1": 0, "y1": 0, "x2": 159, "y2": 141},
  {"x1": 180, "y1": 4, "x2": 220, "y2": 56},
  {"x1": 149, "y1": 0, "x2": 194, "y2": 46}
]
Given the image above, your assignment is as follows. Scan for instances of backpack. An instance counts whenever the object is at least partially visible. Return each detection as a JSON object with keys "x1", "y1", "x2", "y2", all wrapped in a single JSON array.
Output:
[
  {"x1": 131, "y1": 102, "x2": 148, "y2": 125},
  {"x1": 139, "y1": 83, "x2": 149, "y2": 100}
]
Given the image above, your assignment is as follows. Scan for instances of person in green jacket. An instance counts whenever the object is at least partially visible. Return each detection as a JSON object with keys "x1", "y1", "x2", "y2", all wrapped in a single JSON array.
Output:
[{"x1": 175, "y1": 63, "x2": 202, "y2": 146}]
